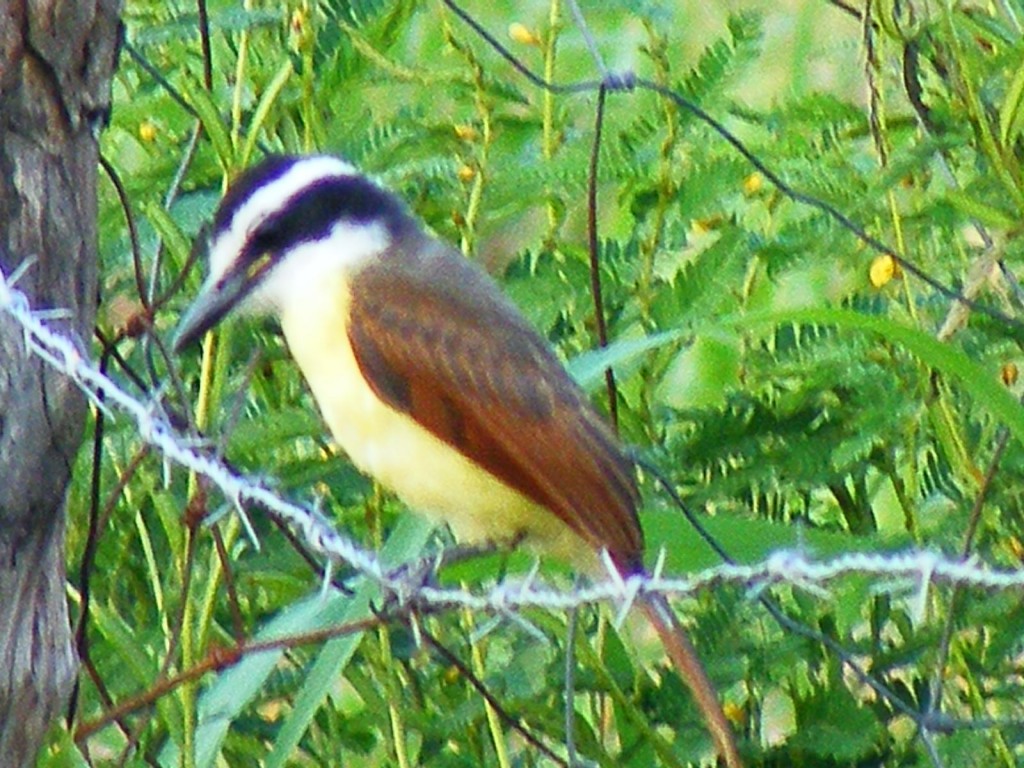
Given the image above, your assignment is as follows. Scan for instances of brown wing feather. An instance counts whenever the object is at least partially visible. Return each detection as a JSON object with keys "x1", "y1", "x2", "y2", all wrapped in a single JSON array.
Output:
[{"x1": 348, "y1": 237, "x2": 643, "y2": 572}]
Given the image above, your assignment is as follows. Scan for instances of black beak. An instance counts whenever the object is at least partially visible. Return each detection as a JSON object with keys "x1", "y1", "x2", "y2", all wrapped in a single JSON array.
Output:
[{"x1": 172, "y1": 269, "x2": 249, "y2": 352}]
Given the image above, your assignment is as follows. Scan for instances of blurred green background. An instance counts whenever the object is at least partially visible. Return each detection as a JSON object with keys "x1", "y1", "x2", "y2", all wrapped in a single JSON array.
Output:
[{"x1": 54, "y1": 1, "x2": 1024, "y2": 766}]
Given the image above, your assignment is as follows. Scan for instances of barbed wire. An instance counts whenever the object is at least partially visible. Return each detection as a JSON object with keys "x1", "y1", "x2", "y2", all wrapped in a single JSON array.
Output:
[{"x1": 4, "y1": 263, "x2": 1024, "y2": 619}]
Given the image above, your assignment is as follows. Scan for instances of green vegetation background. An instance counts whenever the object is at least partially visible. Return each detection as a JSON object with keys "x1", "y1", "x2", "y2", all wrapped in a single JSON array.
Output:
[{"x1": 49, "y1": 0, "x2": 1024, "y2": 765}]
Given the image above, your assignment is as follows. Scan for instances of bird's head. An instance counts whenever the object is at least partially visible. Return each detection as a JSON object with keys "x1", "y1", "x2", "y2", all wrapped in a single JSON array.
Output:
[{"x1": 173, "y1": 154, "x2": 409, "y2": 352}]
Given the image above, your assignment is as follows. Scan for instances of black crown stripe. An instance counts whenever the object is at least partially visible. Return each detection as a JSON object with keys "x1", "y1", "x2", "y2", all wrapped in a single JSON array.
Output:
[{"x1": 240, "y1": 174, "x2": 411, "y2": 265}]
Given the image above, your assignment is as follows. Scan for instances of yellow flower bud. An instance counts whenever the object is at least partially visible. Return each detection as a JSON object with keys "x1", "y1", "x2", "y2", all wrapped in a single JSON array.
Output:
[
  {"x1": 508, "y1": 22, "x2": 539, "y2": 46},
  {"x1": 1009, "y1": 535, "x2": 1024, "y2": 562},
  {"x1": 454, "y1": 124, "x2": 478, "y2": 141},
  {"x1": 742, "y1": 172, "x2": 763, "y2": 195},
  {"x1": 691, "y1": 215, "x2": 723, "y2": 235},
  {"x1": 723, "y1": 701, "x2": 745, "y2": 725},
  {"x1": 138, "y1": 120, "x2": 158, "y2": 143},
  {"x1": 456, "y1": 164, "x2": 476, "y2": 183},
  {"x1": 1002, "y1": 362, "x2": 1019, "y2": 387},
  {"x1": 869, "y1": 255, "x2": 897, "y2": 288}
]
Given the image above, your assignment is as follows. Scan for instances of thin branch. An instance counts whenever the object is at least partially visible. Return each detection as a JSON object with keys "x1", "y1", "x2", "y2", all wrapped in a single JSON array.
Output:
[{"x1": 586, "y1": 84, "x2": 618, "y2": 428}]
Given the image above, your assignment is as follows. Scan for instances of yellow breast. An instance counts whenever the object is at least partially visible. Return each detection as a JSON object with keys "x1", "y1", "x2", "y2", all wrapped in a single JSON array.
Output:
[{"x1": 279, "y1": 271, "x2": 587, "y2": 564}]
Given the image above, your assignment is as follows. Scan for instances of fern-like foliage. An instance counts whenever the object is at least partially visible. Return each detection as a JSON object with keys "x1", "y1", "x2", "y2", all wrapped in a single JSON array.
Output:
[{"x1": 63, "y1": 2, "x2": 1024, "y2": 767}]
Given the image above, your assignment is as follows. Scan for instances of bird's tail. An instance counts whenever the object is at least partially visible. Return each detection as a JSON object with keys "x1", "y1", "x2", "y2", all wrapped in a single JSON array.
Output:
[{"x1": 638, "y1": 592, "x2": 744, "y2": 768}]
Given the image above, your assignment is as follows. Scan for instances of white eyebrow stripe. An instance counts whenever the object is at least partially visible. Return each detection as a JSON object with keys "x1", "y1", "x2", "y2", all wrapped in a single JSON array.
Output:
[{"x1": 208, "y1": 155, "x2": 358, "y2": 283}]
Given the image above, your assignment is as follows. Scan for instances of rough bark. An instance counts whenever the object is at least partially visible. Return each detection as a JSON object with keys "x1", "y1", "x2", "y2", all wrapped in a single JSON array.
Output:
[{"x1": 0, "y1": 2, "x2": 121, "y2": 765}]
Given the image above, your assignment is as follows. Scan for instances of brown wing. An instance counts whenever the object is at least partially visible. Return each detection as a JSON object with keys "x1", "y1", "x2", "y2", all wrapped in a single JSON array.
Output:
[{"x1": 348, "y1": 237, "x2": 643, "y2": 573}]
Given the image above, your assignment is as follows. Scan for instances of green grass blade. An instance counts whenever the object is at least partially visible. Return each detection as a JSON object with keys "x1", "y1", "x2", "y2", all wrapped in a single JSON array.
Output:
[{"x1": 157, "y1": 514, "x2": 433, "y2": 767}]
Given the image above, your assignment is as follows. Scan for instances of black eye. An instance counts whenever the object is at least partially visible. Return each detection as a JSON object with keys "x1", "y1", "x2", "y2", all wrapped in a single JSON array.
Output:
[{"x1": 248, "y1": 223, "x2": 283, "y2": 255}]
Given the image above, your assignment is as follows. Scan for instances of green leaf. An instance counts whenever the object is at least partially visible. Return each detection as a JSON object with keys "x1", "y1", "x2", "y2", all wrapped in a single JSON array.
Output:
[
  {"x1": 157, "y1": 514, "x2": 432, "y2": 768},
  {"x1": 240, "y1": 59, "x2": 294, "y2": 167},
  {"x1": 33, "y1": 728, "x2": 90, "y2": 768},
  {"x1": 264, "y1": 515, "x2": 433, "y2": 768},
  {"x1": 723, "y1": 307, "x2": 1024, "y2": 448},
  {"x1": 642, "y1": 506, "x2": 893, "y2": 572},
  {"x1": 187, "y1": 86, "x2": 235, "y2": 170},
  {"x1": 142, "y1": 201, "x2": 192, "y2": 271},
  {"x1": 944, "y1": 189, "x2": 1018, "y2": 230},
  {"x1": 790, "y1": 685, "x2": 883, "y2": 760},
  {"x1": 568, "y1": 330, "x2": 683, "y2": 392},
  {"x1": 657, "y1": 331, "x2": 741, "y2": 410},
  {"x1": 999, "y1": 54, "x2": 1024, "y2": 147}
]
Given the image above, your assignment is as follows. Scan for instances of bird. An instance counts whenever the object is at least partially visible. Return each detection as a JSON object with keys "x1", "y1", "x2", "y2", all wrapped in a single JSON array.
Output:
[{"x1": 173, "y1": 153, "x2": 743, "y2": 767}]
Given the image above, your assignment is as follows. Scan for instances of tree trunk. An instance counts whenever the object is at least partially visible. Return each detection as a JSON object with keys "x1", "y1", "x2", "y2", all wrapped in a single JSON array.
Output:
[{"x1": 0, "y1": 2, "x2": 121, "y2": 765}]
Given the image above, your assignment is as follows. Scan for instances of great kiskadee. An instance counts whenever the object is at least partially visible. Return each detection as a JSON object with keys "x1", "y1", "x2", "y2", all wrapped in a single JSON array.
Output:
[{"x1": 173, "y1": 154, "x2": 743, "y2": 767}]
